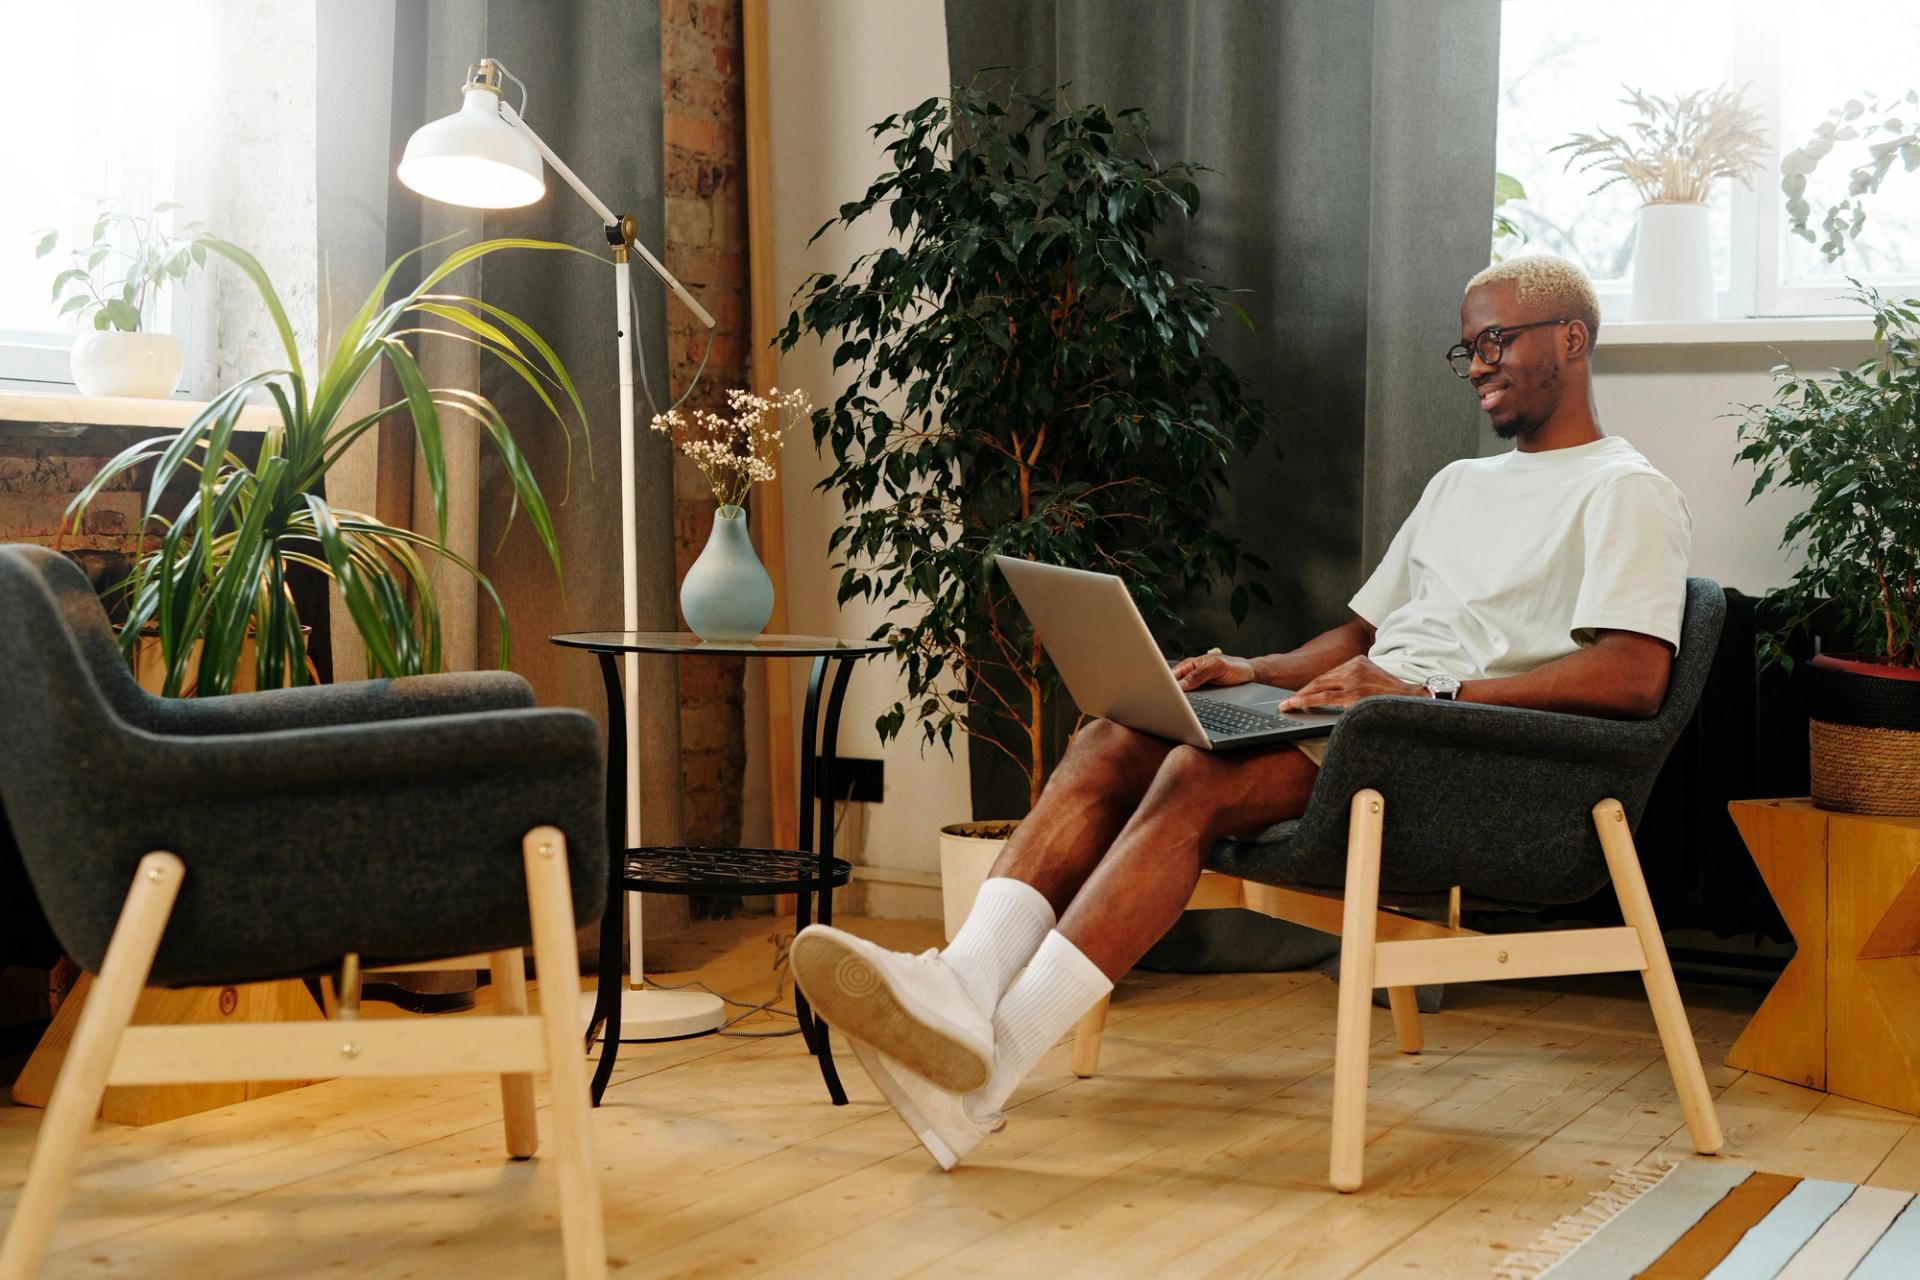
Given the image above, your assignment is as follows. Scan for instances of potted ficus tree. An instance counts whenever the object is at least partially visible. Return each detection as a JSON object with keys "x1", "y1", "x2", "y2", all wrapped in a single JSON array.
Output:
[
  {"x1": 1738, "y1": 281, "x2": 1920, "y2": 814},
  {"x1": 33, "y1": 200, "x2": 210, "y2": 398},
  {"x1": 65, "y1": 235, "x2": 586, "y2": 697},
  {"x1": 1554, "y1": 85, "x2": 1768, "y2": 321},
  {"x1": 779, "y1": 85, "x2": 1268, "y2": 932}
]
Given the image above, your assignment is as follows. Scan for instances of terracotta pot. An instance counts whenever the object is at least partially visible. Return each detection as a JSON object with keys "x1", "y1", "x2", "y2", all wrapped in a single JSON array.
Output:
[{"x1": 1808, "y1": 653, "x2": 1920, "y2": 815}]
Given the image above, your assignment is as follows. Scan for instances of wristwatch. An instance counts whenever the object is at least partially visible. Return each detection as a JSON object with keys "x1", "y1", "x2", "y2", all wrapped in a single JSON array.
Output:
[{"x1": 1423, "y1": 674, "x2": 1462, "y2": 701}]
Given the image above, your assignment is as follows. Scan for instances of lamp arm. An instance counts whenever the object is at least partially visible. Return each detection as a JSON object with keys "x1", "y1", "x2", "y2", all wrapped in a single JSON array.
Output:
[{"x1": 500, "y1": 102, "x2": 716, "y2": 330}]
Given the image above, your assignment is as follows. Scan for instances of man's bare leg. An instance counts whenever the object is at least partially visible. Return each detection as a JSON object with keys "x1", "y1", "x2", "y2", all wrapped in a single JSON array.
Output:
[
  {"x1": 1057, "y1": 742, "x2": 1320, "y2": 979},
  {"x1": 987, "y1": 718, "x2": 1177, "y2": 914}
]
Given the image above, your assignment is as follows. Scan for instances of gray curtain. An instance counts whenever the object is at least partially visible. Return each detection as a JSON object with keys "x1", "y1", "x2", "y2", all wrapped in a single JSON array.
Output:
[
  {"x1": 317, "y1": 1, "x2": 687, "y2": 969},
  {"x1": 947, "y1": 0, "x2": 1501, "y2": 818}
]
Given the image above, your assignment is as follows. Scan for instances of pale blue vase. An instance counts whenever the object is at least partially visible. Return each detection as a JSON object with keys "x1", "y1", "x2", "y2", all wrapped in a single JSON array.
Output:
[{"x1": 679, "y1": 504, "x2": 775, "y2": 642}]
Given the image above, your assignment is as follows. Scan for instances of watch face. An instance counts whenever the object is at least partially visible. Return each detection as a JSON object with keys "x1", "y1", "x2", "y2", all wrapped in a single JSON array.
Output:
[{"x1": 1427, "y1": 675, "x2": 1461, "y2": 699}]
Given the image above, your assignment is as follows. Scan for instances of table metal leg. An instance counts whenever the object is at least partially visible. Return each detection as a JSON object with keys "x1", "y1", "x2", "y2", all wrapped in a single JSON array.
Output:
[
  {"x1": 792, "y1": 655, "x2": 858, "y2": 1106},
  {"x1": 588, "y1": 652, "x2": 626, "y2": 1106}
]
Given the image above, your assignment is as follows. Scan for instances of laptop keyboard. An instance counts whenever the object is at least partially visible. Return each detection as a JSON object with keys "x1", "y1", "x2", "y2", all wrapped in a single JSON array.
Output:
[{"x1": 1188, "y1": 695, "x2": 1280, "y2": 738}]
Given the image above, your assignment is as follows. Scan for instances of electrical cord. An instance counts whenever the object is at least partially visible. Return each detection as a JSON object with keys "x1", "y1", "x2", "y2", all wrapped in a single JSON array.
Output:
[{"x1": 628, "y1": 271, "x2": 714, "y2": 423}]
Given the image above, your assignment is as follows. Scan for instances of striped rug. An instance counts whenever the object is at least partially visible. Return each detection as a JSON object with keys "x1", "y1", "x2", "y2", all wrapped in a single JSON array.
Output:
[{"x1": 1496, "y1": 1158, "x2": 1920, "y2": 1279}]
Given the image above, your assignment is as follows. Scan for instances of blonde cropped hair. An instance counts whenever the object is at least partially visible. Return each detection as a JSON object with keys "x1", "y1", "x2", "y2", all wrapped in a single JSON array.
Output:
[{"x1": 1466, "y1": 255, "x2": 1601, "y2": 346}]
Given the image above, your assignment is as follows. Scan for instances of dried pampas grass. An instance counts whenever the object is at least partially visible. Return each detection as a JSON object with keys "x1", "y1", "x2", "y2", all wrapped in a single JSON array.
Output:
[{"x1": 1554, "y1": 84, "x2": 1769, "y2": 205}]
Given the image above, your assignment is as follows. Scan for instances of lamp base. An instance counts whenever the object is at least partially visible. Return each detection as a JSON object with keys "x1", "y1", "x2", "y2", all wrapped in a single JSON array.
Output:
[{"x1": 580, "y1": 986, "x2": 724, "y2": 1042}]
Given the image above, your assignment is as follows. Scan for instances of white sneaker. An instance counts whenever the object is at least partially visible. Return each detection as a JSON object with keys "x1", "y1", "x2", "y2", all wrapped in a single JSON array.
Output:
[
  {"x1": 790, "y1": 924, "x2": 994, "y2": 1092},
  {"x1": 851, "y1": 1039, "x2": 1005, "y2": 1171}
]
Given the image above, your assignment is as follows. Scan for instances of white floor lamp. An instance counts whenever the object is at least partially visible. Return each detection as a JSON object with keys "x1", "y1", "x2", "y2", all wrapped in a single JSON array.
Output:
[{"x1": 398, "y1": 57, "x2": 723, "y2": 1040}]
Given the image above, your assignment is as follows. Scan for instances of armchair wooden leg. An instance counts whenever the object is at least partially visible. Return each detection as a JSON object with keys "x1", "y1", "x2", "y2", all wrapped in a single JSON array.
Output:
[
  {"x1": 1071, "y1": 995, "x2": 1110, "y2": 1078},
  {"x1": 1593, "y1": 800, "x2": 1724, "y2": 1156},
  {"x1": 489, "y1": 948, "x2": 539, "y2": 1160},
  {"x1": 522, "y1": 828, "x2": 607, "y2": 1280},
  {"x1": 1386, "y1": 986, "x2": 1423, "y2": 1054},
  {"x1": 1330, "y1": 789, "x2": 1386, "y2": 1193},
  {"x1": 0, "y1": 852, "x2": 183, "y2": 1280}
]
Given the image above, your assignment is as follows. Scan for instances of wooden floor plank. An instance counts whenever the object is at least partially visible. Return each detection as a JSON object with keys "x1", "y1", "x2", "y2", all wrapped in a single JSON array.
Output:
[{"x1": 1, "y1": 917, "x2": 1895, "y2": 1280}]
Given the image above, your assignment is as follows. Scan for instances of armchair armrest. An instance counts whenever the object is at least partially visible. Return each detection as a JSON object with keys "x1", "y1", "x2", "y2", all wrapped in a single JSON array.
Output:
[
  {"x1": 1322, "y1": 695, "x2": 1664, "y2": 772},
  {"x1": 132, "y1": 671, "x2": 538, "y2": 737}
]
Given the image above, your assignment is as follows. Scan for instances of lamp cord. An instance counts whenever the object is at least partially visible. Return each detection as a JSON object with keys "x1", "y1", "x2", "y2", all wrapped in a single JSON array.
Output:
[{"x1": 628, "y1": 272, "x2": 714, "y2": 423}]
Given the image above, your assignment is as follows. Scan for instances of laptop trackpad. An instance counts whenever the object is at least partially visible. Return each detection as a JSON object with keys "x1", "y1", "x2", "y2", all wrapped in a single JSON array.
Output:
[{"x1": 1196, "y1": 681, "x2": 1342, "y2": 726}]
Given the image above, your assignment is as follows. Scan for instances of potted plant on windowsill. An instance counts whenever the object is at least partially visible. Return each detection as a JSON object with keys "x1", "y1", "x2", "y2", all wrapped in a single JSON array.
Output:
[
  {"x1": 65, "y1": 235, "x2": 586, "y2": 697},
  {"x1": 779, "y1": 86, "x2": 1269, "y2": 934},
  {"x1": 1738, "y1": 281, "x2": 1920, "y2": 814},
  {"x1": 32, "y1": 200, "x2": 209, "y2": 399},
  {"x1": 1554, "y1": 85, "x2": 1768, "y2": 321}
]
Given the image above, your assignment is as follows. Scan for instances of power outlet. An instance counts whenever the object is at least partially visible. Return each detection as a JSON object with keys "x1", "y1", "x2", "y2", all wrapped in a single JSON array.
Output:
[{"x1": 824, "y1": 756, "x2": 884, "y2": 803}]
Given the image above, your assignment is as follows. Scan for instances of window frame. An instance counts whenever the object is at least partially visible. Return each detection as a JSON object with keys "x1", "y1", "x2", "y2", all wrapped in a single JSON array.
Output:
[{"x1": 1500, "y1": 0, "x2": 1920, "y2": 321}]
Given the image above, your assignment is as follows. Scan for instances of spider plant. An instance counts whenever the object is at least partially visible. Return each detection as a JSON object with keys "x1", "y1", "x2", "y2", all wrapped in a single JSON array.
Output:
[{"x1": 65, "y1": 236, "x2": 590, "y2": 697}]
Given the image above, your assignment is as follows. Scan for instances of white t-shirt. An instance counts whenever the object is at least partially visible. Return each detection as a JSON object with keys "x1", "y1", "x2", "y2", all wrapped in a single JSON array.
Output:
[{"x1": 1349, "y1": 436, "x2": 1692, "y2": 684}]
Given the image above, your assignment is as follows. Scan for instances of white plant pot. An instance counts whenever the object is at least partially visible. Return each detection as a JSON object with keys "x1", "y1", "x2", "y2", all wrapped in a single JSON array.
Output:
[
  {"x1": 1630, "y1": 202, "x2": 1715, "y2": 322},
  {"x1": 938, "y1": 820, "x2": 1018, "y2": 941},
  {"x1": 70, "y1": 330, "x2": 182, "y2": 399}
]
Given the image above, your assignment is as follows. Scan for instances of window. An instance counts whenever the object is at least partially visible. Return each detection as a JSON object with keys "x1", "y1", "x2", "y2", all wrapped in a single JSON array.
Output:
[
  {"x1": 1497, "y1": 0, "x2": 1920, "y2": 319},
  {"x1": 0, "y1": 1, "x2": 205, "y2": 385}
]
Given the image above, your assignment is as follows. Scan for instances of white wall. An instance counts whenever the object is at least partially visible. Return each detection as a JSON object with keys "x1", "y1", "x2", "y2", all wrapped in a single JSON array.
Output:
[
  {"x1": 1594, "y1": 340, "x2": 1862, "y2": 596},
  {"x1": 764, "y1": 0, "x2": 967, "y2": 918}
]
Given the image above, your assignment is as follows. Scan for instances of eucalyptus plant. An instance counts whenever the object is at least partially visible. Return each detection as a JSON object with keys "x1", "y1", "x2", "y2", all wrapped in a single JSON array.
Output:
[
  {"x1": 33, "y1": 199, "x2": 208, "y2": 332},
  {"x1": 1782, "y1": 90, "x2": 1920, "y2": 262},
  {"x1": 66, "y1": 236, "x2": 588, "y2": 697},
  {"x1": 1736, "y1": 281, "x2": 1920, "y2": 671},
  {"x1": 779, "y1": 86, "x2": 1268, "y2": 807}
]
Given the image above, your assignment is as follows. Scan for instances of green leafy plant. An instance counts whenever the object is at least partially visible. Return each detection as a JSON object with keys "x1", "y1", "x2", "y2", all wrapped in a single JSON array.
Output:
[
  {"x1": 1554, "y1": 85, "x2": 1769, "y2": 204},
  {"x1": 33, "y1": 199, "x2": 208, "y2": 332},
  {"x1": 779, "y1": 85, "x2": 1269, "y2": 807},
  {"x1": 1782, "y1": 90, "x2": 1920, "y2": 262},
  {"x1": 1736, "y1": 281, "x2": 1920, "y2": 671},
  {"x1": 65, "y1": 236, "x2": 589, "y2": 697},
  {"x1": 1492, "y1": 171, "x2": 1530, "y2": 262}
]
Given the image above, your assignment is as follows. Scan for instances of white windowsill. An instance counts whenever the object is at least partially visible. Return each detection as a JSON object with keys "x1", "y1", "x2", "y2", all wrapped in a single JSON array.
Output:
[
  {"x1": 0, "y1": 389, "x2": 277, "y2": 433},
  {"x1": 1601, "y1": 316, "x2": 1877, "y2": 347}
]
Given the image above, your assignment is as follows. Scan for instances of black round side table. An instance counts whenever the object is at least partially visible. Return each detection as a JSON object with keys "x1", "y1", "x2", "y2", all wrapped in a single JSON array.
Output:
[{"x1": 549, "y1": 631, "x2": 889, "y2": 1106}]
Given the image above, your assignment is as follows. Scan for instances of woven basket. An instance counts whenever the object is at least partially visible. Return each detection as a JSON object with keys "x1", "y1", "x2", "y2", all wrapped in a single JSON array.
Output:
[{"x1": 1808, "y1": 656, "x2": 1920, "y2": 816}]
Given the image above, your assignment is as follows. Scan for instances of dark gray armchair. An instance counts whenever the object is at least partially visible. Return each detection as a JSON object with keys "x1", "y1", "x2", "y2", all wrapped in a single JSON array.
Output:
[
  {"x1": 0, "y1": 544, "x2": 612, "y2": 1278},
  {"x1": 1073, "y1": 577, "x2": 1729, "y2": 1193}
]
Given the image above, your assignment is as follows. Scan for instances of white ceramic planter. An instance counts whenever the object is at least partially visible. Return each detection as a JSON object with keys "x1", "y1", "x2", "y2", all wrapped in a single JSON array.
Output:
[
  {"x1": 938, "y1": 820, "x2": 1018, "y2": 941},
  {"x1": 1630, "y1": 202, "x2": 1715, "y2": 321},
  {"x1": 70, "y1": 330, "x2": 182, "y2": 399}
]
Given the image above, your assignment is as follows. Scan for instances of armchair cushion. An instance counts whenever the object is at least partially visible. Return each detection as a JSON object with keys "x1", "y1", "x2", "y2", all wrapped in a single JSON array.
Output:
[{"x1": 0, "y1": 544, "x2": 607, "y2": 988}]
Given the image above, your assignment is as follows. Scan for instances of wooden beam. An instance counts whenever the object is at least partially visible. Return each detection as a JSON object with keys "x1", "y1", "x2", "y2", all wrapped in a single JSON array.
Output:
[
  {"x1": 1372, "y1": 927, "x2": 1645, "y2": 989},
  {"x1": 1191, "y1": 872, "x2": 1475, "y2": 942},
  {"x1": 742, "y1": 0, "x2": 800, "y2": 881},
  {"x1": 108, "y1": 1017, "x2": 547, "y2": 1084}
]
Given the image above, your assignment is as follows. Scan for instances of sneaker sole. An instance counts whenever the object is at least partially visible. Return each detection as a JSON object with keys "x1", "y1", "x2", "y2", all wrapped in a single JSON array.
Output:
[{"x1": 791, "y1": 932, "x2": 991, "y2": 1093}]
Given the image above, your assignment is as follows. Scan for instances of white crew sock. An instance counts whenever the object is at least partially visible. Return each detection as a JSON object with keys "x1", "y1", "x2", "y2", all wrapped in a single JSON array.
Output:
[
  {"x1": 970, "y1": 930, "x2": 1113, "y2": 1118},
  {"x1": 941, "y1": 876, "x2": 1057, "y2": 1018}
]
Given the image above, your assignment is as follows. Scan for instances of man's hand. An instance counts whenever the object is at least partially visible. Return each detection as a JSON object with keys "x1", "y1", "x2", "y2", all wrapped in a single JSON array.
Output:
[
  {"x1": 1278, "y1": 656, "x2": 1423, "y2": 711},
  {"x1": 1173, "y1": 651, "x2": 1257, "y2": 691}
]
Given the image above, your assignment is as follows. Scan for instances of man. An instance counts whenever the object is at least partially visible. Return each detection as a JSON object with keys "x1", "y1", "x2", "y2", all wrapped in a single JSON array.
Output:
[{"x1": 789, "y1": 254, "x2": 1692, "y2": 1169}]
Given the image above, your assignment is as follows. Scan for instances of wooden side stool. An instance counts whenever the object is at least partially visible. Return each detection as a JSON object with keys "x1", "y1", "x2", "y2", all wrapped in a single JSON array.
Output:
[{"x1": 1728, "y1": 798, "x2": 1920, "y2": 1113}]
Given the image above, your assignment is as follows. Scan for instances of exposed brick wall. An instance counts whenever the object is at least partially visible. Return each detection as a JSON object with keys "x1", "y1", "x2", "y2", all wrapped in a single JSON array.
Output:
[{"x1": 662, "y1": 0, "x2": 752, "y2": 852}]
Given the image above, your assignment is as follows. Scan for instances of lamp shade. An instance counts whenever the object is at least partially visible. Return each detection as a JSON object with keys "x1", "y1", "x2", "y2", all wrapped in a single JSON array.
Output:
[{"x1": 397, "y1": 86, "x2": 545, "y2": 209}]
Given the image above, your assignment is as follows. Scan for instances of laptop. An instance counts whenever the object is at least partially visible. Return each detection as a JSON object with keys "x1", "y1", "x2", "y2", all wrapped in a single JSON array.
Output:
[{"x1": 994, "y1": 557, "x2": 1341, "y2": 751}]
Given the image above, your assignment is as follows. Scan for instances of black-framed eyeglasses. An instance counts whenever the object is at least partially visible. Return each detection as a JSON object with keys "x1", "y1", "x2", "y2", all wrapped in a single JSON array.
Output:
[{"x1": 1446, "y1": 318, "x2": 1571, "y2": 378}]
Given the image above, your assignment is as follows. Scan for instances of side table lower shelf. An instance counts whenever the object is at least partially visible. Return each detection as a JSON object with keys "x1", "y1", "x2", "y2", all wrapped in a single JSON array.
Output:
[{"x1": 584, "y1": 846, "x2": 853, "y2": 1107}]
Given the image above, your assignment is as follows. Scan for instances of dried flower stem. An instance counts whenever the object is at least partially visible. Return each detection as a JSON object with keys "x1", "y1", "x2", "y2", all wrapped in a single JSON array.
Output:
[
  {"x1": 1555, "y1": 84, "x2": 1769, "y2": 205},
  {"x1": 651, "y1": 387, "x2": 811, "y2": 511}
]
